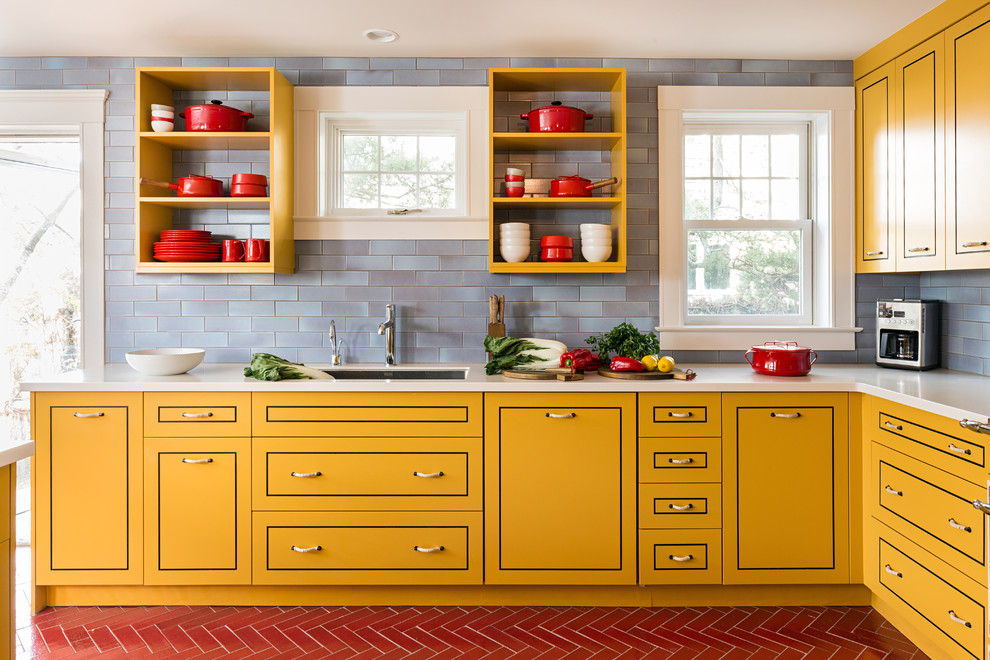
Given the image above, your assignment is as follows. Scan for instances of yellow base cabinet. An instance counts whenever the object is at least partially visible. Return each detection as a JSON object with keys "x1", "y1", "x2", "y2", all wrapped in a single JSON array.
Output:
[
  {"x1": 639, "y1": 529, "x2": 722, "y2": 585},
  {"x1": 484, "y1": 393, "x2": 637, "y2": 585},
  {"x1": 722, "y1": 393, "x2": 850, "y2": 584}
]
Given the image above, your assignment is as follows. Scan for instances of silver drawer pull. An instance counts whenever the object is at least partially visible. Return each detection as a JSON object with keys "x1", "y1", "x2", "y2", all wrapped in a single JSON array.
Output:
[
  {"x1": 884, "y1": 564, "x2": 902, "y2": 578},
  {"x1": 884, "y1": 421, "x2": 903, "y2": 431},
  {"x1": 668, "y1": 554, "x2": 693, "y2": 562},
  {"x1": 291, "y1": 545, "x2": 322, "y2": 553},
  {"x1": 973, "y1": 500, "x2": 990, "y2": 516},
  {"x1": 948, "y1": 443, "x2": 972, "y2": 455},
  {"x1": 180, "y1": 411, "x2": 213, "y2": 418},
  {"x1": 948, "y1": 610, "x2": 972, "y2": 628},
  {"x1": 949, "y1": 518, "x2": 972, "y2": 533},
  {"x1": 668, "y1": 458, "x2": 694, "y2": 465},
  {"x1": 72, "y1": 412, "x2": 104, "y2": 418},
  {"x1": 413, "y1": 545, "x2": 445, "y2": 553},
  {"x1": 545, "y1": 412, "x2": 576, "y2": 419},
  {"x1": 290, "y1": 471, "x2": 322, "y2": 478},
  {"x1": 770, "y1": 412, "x2": 800, "y2": 419},
  {"x1": 907, "y1": 247, "x2": 930, "y2": 253},
  {"x1": 962, "y1": 241, "x2": 988, "y2": 248},
  {"x1": 181, "y1": 458, "x2": 213, "y2": 464},
  {"x1": 413, "y1": 471, "x2": 444, "y2": 478},
  {"x1": 866, "y1": 250, "x2": 884, "y2": 256},
  {"x1": 667, "y1": 412, "x2": 693, "y2": 418},
  {"x1": 668, "y1": 503, "x2": 693, "y2": 511},
  {"x1": 884, "y1": 485, "x2": 903, "y2": 496},
  {"x1": 959, "y1": 419, "x2": 990, "y2": 435}
]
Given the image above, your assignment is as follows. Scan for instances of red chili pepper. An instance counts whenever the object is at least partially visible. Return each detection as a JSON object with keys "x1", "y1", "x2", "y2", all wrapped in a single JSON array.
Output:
[{"x1": 610, "y1": 356, "x2": 645, "y2": 372}]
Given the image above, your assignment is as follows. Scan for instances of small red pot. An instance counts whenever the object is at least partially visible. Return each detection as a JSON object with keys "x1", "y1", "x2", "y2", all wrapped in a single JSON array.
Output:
[
  {"x1": 521, "y1": 101, "x2": 593, "y2": 132},
  {"x1": 549, "y1": 175, "x2": 619, "y2": 197},
  {"x1": 230, "y1": 183, "x2": 268, "y2": 197},
  {"x1": 181, "y1": 100, "x2": 254, "y2": 132},
  {"x1": 540, "y1": 235, "x2": 573, "y2": 248},
  {"x1": 744, "y1": 341, "x2": 818, "y2": 376},
  {"x1": 232, "y1": 173, "x2": 268, "y2": 186},
  {"x1": 140, "y1": 175, "x2": 222, "y2": 197},
  {"x1": 541, "y1": 247, "x2": 573, "y2": 262}
]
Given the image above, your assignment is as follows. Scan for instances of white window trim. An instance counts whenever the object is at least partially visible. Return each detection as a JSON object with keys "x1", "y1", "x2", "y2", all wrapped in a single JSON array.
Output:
[
  {"x1": 294, "y1": 86, "x2": 489, "y2": 240},
  {"x1": 0, "y1": 89, "x2": 107, "y2": 368},
  {"x1": 657, "y1": 86, "x2": 859, "y2": 351}
]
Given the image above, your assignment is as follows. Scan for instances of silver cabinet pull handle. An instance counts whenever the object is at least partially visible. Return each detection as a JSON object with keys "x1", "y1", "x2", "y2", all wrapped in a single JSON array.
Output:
[
  {"x1": 973, "y1": 500, "x2": 990, "y2": 516},
  {"x1": 884, "y1": 564, "x2": 902, "y2": 578},
  {"x1": 545, "y1": 412, "x2": 576, "y2": 419},
  {"x1": 668, "y1": 503, "x2": 693, "y2": 511},
  {"x1": 413, "y1": 471, "x2": 444, "y2": 478},
  {"x1": 413, "y1": 545, "x2": 444, "y2": 553},
  {"x1": 948, "y1": 610, "x2": 972, "y2": 628},
  {"x1": 962, "y1": 241, "x2": 988, "y2": 248},
  {"x1": 291, "y1": 545, "x2": 322, "y2": 553},
  {"x1": 884, "y1": 421, "x2": 903, "y2": 431},
  {"x1": 181, "y1": 458, "x2": 213, "y2": 464},
  {"x1": 181, "y1": 411, "x2": 213, "y2": 418},
  {"x1": 667, "y1": 412, "x2": 693, "y2": 418},
  {"x1": 866, "y1": 250, "x2": 885, "y2": 256},
  {"x1": 948, "y1": 443, "x2": 972, "y2": 455},
  {"x1": 949, "y1": 518, "x2": 972, "y2": 533},
  {"x1": 668, "y1": 458, "x2": 694, "y2": 465},
  {"x1": 884, "y1": 485, "x2": 903, "y2": 496},
  {"x1": 770, "y1": 412, "x2": 800, "y2": 419},
  {"x1": 907, "y1": 247, "x2": 930, "y2": 253},
  {"x1": 668, "y1": 554, "x2": 693, "y2": 562},
  {"x1": 290, "y1": 471, "x2": 322, "y2": 478},
  {"x1": 959, "y1": 419, "x2": 990, "y2": 435},
  {"x1": 73, "y1": 412, "x2": 104, "y2": 418}
]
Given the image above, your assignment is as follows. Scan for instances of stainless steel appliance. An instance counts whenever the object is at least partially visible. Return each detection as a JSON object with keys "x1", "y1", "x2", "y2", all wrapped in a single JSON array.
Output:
[{"x1": 876, "y1": 299, "x2": 940, "y2": 370}]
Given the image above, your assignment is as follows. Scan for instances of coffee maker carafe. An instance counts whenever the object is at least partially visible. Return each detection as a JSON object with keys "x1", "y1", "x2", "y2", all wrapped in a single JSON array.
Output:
[{"x1": 876, "y1": 299, "x2": 939, "y2": 370}]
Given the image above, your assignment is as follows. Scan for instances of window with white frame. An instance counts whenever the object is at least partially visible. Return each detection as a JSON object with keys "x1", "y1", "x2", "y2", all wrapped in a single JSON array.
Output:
[{"x1": 657, "y1": 87, "x2": 858, "y2": 351}]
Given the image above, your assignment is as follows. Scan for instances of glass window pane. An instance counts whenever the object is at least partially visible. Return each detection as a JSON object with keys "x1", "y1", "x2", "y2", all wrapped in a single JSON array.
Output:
[
  {"x1": 419, "y1": 136, "x2": 456, "y2": 172},
  {"x1": 713, "y1": 134, "x2": 740, "y2": 177},
  {"x1": 712, "y1": 178, "x2": 741, "y2": 220},
  {"x1": 381, "y1": 135, "x2": 417, "y2": 172},
  {"x1": 341, "y1": 173, "x2": 379, "y2": 208},
  {"x1": 419, "y1": 173, "x2": 456, "y2": 209},
  {"x1": 684, "y1": 134, "x2": 711, "y2": 177},
  {"x1": 771, "y1": 179, "x2": 801, "y2": 220},
  {"x1": 684, "y1": 180, "x2": 711, "y2": 220},
  {"x1": 342, "y1": 135, "x2": 378, "y2": 172},
  {"x1": 741, "y1": 135, "x2": 769, "y2": 177},
  {"x1": 771, "y1": 134, "x2": 800, "y2": 178},
  {"x1": 686, "y1": 229, "x2": 802, "y2": 316},
  {"x1": 741, "y1": 179, "x2": 770, "y2": 220},
  {"x1": 380, "y1": 173, "x2": 417, "y2": 208}
]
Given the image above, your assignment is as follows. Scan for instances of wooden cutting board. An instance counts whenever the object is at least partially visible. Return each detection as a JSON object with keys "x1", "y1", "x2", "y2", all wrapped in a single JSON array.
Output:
[
  {"x1": 502, "y1": 369, "x2": 583, "y2": 381},
  {"x1": 597, "y1": 367, "x2": 675, "y2": 380}
]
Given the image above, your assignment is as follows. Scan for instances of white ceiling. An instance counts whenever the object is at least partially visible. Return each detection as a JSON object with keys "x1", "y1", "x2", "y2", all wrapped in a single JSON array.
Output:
[{"x1": 2, "y1": 0, "x2": 944, "y2": 60}]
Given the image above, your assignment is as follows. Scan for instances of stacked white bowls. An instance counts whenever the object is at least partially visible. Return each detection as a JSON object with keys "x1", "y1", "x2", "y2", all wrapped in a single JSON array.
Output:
[
  {"x1": 580, "y1": 223, "x2": 612, "y2": 262},
  {"x1": 499, "y1": 222, "x2": 531, "y2": 263}
]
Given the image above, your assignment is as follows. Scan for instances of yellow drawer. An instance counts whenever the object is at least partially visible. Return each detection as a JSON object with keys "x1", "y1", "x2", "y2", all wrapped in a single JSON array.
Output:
[
  {"x1": 878, "y1": 536, "x2": 985, "y2": 660},
  {"x1": 253, "y1": 437, "x2": 481, "y2": 510},
  {"x1": 874, "y1": 443, "x2": 985, "y2": 585},
  {"x1": 639, "y1": 483, "x2": 721, "y2": 529},
  {"x1": 639, "y1": 437, "x2": 721, "y2": 483},
  {"x1": 639, "y1": 529, "x2": 721, "y2": 585},
  {"x1": 639, "y1": 393, "x2": 721, "y2": 437},
  {"x1": 873, "y1": 398, "x2": 986, "y2": 485},
  {"x1": 144, "y1": 393, "x2": 251, "y2": 437},
  {"x1": 253, "y1": 392, "x2": 482, "y2": 437},
  {"x1": 252, "y1": 511, "x2": 482, "y2": 585}
]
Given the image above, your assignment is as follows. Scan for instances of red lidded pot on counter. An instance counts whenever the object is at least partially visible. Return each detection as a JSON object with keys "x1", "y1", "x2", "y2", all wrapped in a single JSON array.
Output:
[{"x1": 744, "y1": 341, "x2": 818, "y2": 376}]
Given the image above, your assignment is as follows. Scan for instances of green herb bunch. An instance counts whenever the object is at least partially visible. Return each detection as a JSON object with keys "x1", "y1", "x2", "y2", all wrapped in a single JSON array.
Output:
[{"x1": 585, "y1": 322, "x2": 660, "y2": 360}]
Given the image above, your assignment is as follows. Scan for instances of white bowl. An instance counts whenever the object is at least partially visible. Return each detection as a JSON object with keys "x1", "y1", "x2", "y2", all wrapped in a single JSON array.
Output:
[
  {"x1": 500, "y1": 230, "x2": 530, "y2": 240},
  {"x1": 126, "y1": 348, "x2": 205, "y2": 376},
  {"x1": 582, "y1": 244, "x2": 612, "y2": 262},
  {"x1": 151, "y1": 120, "x2": 174, "y2": 133},
  {"x1": 505, "y1": 167, "x2": 524, "y2": 177},
  {"x1": 152, "y1": 109, "x2": 175, "y2": 119},
  {"x1": 500, "y1": 222, "x2": 530, "y2": 232},
  {"x1": 580, "y1": 223, "x2": 610, "y2": 232},
  {"x1": 500, "y1": 239, "x2": 531, "y2": 247},
  {"x1": 500, "y1": 244, "x2": 530, "y2": 263},
  {"x1": 581, "y1": 238, "x2": 613, "y2": 247},
  {"x1": 151, "y1": 103, "x2": 174, "y2": 112},
  {"x1": 581, "y1": 228, "x2": 611, "y2": 237}
]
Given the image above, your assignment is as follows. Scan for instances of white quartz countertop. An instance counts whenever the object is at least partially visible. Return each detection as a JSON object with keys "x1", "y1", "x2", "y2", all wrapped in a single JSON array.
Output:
[{"x1": 19, "y1": 362, "x2": 990, "y2": 424}]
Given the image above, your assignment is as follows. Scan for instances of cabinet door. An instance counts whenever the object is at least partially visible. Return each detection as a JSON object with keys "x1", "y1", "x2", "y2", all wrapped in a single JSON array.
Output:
[
  {"x1": 34, "y1": 393, "x2": 143, "y2": 585},
  {"x1": 856, "y1": 62, "x2": 896, "y2": 273},
  {"x1": 895, "y1": 35, "x2": 945, "y2": 270},
  {"x1": 484, "y1": 393, "x2": 636, "y2": 585},
  {"x1": 946, "y1": 5, "x2": 990, "y2": 269},
  {"x1": 144, "y1": 437, "x2": 250, "y2": 584},
  {"x1": 723, "y1": 393, "x2": 849, "y2": 584}
]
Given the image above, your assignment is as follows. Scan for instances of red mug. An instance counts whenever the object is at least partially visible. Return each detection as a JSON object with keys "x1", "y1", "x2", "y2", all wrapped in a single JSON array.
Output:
[
  {"x1": 245, "y1": 238, "x2": 270, "y2": 262},
  {"x1": 222, "y1": 240, "x2": 245, "y2": 262}
]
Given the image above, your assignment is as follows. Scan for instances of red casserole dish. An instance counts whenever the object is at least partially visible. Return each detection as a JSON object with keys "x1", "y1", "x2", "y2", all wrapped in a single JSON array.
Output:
[
  {"x1": 744, "y1": 341, "x2": 818, "y2": 376},
  {"x1": 181, "y1": 100, "x2": 254, "y2": 132},
  {"x1": 139, "y1": 175, "x2": 222, "y2": 197},
  {"x1": 232, "y1": 173, "x2": 268, "y2": 186},
  {"x1": 230, "y1": 183, "x2": 268, "y2": 197},
  {"x1": 521, "y1": 101, "x2": 593, "y2": 132}
]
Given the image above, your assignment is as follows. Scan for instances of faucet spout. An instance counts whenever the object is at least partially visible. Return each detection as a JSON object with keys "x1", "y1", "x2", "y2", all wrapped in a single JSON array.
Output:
[{"x1": 378, "y1": 304, "x2": 396, "y2": 366}]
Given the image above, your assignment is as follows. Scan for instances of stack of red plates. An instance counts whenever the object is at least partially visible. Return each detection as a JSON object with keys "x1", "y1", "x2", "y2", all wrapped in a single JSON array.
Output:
[{"x1": 154, "y1": 230, "x2": 221, "y2": 262}]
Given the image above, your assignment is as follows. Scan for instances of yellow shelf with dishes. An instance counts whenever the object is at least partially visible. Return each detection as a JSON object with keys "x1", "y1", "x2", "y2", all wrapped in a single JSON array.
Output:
[
  {"x1": 134, "y1": 67, "x2": 294, "y2": 273},
  {"x1": 488, "y1": 68, "x2": 626, "y2": 273}
]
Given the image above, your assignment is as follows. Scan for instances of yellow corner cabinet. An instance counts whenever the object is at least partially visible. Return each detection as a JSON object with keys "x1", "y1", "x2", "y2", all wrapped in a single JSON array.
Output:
[
  {"x1": 488, "y1": 68, "x2": 627, "y2": 273},
  {"x1": 134, "y1": 67, "x2": 294, "y2": 273},
  {"x1": 855, "y1": 62, "x2": 896, "y2": 273}
]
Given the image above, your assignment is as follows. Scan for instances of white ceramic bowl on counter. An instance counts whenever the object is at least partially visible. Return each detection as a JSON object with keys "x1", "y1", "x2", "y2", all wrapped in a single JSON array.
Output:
[{"x1": 125, "y1": 348, "x2": 206, "y2": 376}]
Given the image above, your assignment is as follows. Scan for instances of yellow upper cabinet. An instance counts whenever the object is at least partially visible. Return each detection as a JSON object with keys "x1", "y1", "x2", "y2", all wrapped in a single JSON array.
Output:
[{"x1": 856, "y1": 62, "x2": 896, "y2": 273}]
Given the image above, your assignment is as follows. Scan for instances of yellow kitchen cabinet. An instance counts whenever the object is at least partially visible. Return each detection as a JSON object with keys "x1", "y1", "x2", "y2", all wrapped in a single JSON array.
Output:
[
  {"x1": 894, "y1": 34, "x2": 945, "y2": 270},
  {"x1": 722, "y1": 393, "x2": 849, "y2": 584},
  {"x1": 0, "y1": 465, "x2": 11, "y2": 659},
  {"x1": 144, "y1": 437, "x2": 250, "y2": 585},
  {"x1": 34, "y1": 393, "x2": 143, "y2": 585},
  {"x1": 639, "y1": 528, "x2": 722, "y2": 586},
  {"x1": 484, "y1": 393, "x2": 636, "y2": 585},
  {"x1": 856, "y1": 62, "x2": 896, "y2": 273},
  {"x1": 144, "y1": 392, "x2": 251, "y2": 437}
]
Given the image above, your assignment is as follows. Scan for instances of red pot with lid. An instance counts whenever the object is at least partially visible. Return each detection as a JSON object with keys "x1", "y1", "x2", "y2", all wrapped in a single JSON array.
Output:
[
  {"x1": 139, "y1": 175, "x2": 222, "y2": 197},
  {"x1": 180, "y1": 100, "x2": 254, "y2": 132},
  {"x1": 549, "y1": 175, "x2": 619, "y2": 197},
  {"x1": 521, "y1": 101, "x2": 593, "y2": 132},
  {"x1": 744, "y1": 341, "x2": 818, "y2": 376}
]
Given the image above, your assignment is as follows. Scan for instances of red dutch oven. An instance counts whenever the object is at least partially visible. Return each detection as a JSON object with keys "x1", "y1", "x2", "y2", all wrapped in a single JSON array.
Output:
[
  {"x1": 140, "y1": 175, "x2": 223, "y2": 197},
  {"x1": 181, "y1": 100, "x2": 254, "y2": 132},
  {"x1": 231, "y1": 173, "x2": 268, "y2": 197},
  {"x1": 744, "y1": 341, "x2": 818, "y2": 377},
  {"x1": 549, "y1": 175, "x2": 619, "y2": 197},
  {"x1": 521, "y1": 101, "x2": 593, "y2": 132}
]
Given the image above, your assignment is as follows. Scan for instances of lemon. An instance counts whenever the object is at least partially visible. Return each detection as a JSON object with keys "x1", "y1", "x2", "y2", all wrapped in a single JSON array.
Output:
[
  {"x1": 657, "y1": 355, "x2": 676, "y2": 373},
  {"x1": 640, "y1": 354, "x2": 659, "y2": 371}
]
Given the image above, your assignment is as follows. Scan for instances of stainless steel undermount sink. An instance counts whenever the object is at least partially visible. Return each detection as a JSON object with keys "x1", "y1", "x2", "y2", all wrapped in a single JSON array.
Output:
[{"x1": 320, "y1": 368, "x2": 468, "y2": 380}]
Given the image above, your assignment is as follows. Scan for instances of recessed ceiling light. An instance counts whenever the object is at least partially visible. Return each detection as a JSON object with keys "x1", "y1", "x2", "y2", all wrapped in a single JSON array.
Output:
[{"x1": 363, "y1": 28, "x2": 399, "y2": 43}]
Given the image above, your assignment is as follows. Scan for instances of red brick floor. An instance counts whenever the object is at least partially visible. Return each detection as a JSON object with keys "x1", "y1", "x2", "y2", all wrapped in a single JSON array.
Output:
[{"x1": 16, "y1": 548, "x2": 930, "y2": 659}]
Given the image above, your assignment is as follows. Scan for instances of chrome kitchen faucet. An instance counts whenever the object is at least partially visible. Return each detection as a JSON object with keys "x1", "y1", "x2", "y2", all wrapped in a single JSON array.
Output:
[
  {"x1": 328, "y1": 320, "x2": 342, "y2": 366},
  {"x1": 377, "y1": 304, "x2": 396, "y2": 366}
]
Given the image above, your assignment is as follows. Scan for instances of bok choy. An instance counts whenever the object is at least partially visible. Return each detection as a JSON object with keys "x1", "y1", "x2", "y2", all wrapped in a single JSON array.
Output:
[
  {"x1": 483, "y1": 336, "x2": 567, "y2": 375},
  {"x1": 244, "y1": 353, "x2": 334, "y2": 381}
]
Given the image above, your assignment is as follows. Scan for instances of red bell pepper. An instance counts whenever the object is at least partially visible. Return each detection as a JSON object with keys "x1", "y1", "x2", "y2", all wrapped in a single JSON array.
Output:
[
  {"x1": 610, "y1": 356, "x2": 645, "y2": 372},
  {"x1": 560, "y1": 349, "x2": 601, "y2": 372}
]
